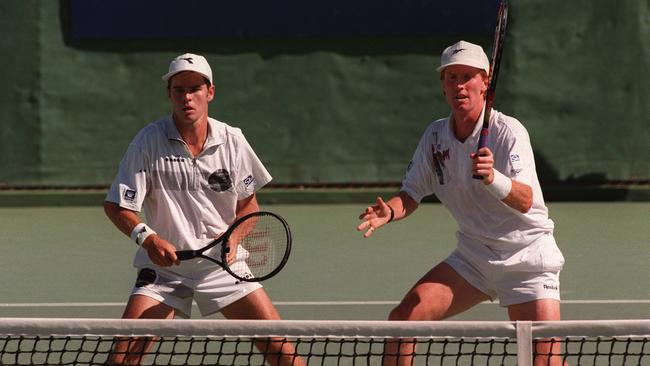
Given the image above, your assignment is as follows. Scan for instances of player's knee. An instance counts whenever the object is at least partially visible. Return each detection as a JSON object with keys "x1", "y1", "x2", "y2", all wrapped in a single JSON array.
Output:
[
  {"x1": 389, "y1": 298, "x2": 447, "y2": 321},
  {"x1": 388, "y1": 305, "x2": 407, "y2": 321},
  {"x1": 388, "y1": 303, "x2": 425, "y2": 321}
]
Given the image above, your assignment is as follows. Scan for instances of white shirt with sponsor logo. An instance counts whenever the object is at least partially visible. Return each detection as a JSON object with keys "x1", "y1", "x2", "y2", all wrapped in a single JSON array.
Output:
[
  {"x1": 106, "y1": 116, "x2": 272, "y2": 271},
  {"x1": 401, "y1": 108, "x2": 554, "y2": 252}
]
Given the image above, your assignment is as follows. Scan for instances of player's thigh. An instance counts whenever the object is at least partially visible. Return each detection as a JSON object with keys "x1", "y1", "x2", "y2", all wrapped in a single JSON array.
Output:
[
  {"x1": 122, "y1": 294, "x2": 176, "y2": 319},
  {"x1": 507, "y1": 299, "x2": 561, "y2": 321},
  {"x1": 220, "y1": 287, "x2": 281, "y2": 320},
  {"x1": 390, "y1": 262, "x2": 490, "y2": 321}
]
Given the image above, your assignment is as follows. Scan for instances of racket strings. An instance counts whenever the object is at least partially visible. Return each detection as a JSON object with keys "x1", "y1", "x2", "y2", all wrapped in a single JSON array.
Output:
[{"x1": 228, "y1": 215, "x2": 289, "y2": 280}]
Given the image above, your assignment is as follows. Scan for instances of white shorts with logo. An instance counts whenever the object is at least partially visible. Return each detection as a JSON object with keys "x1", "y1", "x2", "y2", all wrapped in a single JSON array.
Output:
[
  {"x1": 445, "y1": 233, "x2": 565, "y2": 306},
  {"x1": 130, "y1": 264, "x2": 262, "y2": 318}
]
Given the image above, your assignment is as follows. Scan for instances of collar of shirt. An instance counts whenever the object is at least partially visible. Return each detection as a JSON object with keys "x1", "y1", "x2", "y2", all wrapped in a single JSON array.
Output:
[
  {"x1": 162, "y1": 115, "x2": 226, "y2": 151},
  {"x1": 446, "y1": 105, "x2": 490, "y2": 146}
]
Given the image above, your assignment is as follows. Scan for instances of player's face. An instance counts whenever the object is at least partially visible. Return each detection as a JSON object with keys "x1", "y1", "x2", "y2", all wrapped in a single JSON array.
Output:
[
  {"x1": 168, "y1": 71, "x2": 214, "y2": 126},
  {"x1": 441, "y1": 65, "x2": 488, "y2": 116}
]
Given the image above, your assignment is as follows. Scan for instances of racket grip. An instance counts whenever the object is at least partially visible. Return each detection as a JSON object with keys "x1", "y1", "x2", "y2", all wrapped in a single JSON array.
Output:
[
  {"x1": 175, "y1": 250, "x2": 197, "y2": 260},
  {"x1": 472, "y1": 128, "x2": 489, "y2": 180}
]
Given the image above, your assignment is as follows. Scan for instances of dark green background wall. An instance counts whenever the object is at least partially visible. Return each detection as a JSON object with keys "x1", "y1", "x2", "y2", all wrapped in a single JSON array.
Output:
[{"x1": 1, "y1": 0, "x2": 648, "y2": 188}]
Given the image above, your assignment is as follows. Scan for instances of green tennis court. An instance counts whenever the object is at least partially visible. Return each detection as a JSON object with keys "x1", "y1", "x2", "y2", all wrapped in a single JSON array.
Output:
[{"x1": 1, "y1": 202, "x2": 648, "y2": 321}]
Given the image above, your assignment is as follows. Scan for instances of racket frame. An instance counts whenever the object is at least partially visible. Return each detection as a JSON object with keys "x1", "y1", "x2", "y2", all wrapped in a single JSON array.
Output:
[
  {"x1": 175, "y1": 211, "x2": 292, "y2": 282},
  {"x1": 473, "y1": 0, "x2": 509, "y2": 179}
]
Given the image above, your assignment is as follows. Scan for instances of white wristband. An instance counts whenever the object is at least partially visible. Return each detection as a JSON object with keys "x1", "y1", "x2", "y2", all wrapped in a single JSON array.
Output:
[
  {"x1": 130, "y1": 223, "x2": 156, "y2": 246},
  {"x1": 484, "y1": 169, "x2": 512, "y2": 200}
]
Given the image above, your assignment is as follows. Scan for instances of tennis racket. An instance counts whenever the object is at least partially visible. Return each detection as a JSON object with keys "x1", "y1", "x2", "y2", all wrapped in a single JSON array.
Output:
[
  {"x1": 175, "y1": 211, "x2": 292, "y2": 282},
  {"x1": 473, "y1": 0, "x2": 509, "y2": 179}
]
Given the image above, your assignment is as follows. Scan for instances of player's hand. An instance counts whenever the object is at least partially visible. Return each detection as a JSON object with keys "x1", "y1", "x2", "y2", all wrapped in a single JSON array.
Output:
[
  {"x1": 224, "y1": 239, "x2": 240, "y2": 264},
  {"x1": 357, "y1": 196, "x2": 392, "y2": 238},
  {"x1": 142, "y1": 235, "x2": 180, "y2": 267},
  {"x1": 470, "y1": 147, "x2": 495, "y2": 184}
]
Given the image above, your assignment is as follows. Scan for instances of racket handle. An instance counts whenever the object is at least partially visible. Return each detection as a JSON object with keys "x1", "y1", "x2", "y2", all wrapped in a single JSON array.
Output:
[
  {"x1": 472, "y1": 128, "x2": 489, "y2": 180},
  {"x1": 175, "y1": 250, "x2": 197, "y2": 260}
]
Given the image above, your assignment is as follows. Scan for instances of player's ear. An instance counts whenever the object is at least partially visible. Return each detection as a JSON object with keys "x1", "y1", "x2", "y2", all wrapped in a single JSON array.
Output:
[
  {"x1": 207, "y1": 84, "x2": 215, "y2": 102},
  {"x1": 481, "y1": 73, "x2": 489, "y2": 92}
]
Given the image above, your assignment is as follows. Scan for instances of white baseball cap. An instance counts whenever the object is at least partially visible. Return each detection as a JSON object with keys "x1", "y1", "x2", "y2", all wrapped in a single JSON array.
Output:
[
  {"x1": 436, "y1": 40, "x2": 489, "y2": 75},
  {"x1": 162, "y1": 53, "x2": 213, "y2": 84}
]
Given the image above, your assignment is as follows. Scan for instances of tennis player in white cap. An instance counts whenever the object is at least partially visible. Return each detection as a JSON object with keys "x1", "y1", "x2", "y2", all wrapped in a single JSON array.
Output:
[
  {"x1": 105, "y1": 53, "x2": 304, "y2": 366},
  {"x1": 357, "y1": 41, "x2": 566, "y2": 365}
]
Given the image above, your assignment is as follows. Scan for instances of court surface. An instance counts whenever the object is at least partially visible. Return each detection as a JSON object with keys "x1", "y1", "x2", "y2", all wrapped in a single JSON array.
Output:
[{"x1": 1, "y1": 202, "x2": 649, "y2": 321}]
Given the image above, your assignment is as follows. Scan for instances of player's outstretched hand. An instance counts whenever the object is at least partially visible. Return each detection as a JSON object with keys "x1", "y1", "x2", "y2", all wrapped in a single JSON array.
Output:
[{"x1": 357, "y1": 196, "x2": 392, "y2": 238}]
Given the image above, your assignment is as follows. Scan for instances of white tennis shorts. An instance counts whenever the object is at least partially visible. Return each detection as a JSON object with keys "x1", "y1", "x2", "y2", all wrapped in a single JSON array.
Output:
[
  {"x1": 445, "y1": 233, "x2": 565, "y2": 306},
  {"x1": 130, "y1": 265, "x2": 262, "y2": 318}
]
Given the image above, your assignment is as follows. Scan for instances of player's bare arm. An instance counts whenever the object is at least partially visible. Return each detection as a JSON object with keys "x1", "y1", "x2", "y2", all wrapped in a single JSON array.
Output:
[
  {"x1": 224, "y1": 193, "x2": 261, "y2": 263},
  {"x1": 236, "y1": 193, "x2": 260, "y2": 219},
  {"x1": 471, "y1": 147, "x2": 533, "y2": 213},
  {"x1": 103, "y1": 201, "x2": 179, "y2": 266}
]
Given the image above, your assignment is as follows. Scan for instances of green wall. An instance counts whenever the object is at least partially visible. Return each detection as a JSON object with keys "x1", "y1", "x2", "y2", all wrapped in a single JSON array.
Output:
[{"x1": 1, "y1": 0, "x2": 648, "y2": 188}]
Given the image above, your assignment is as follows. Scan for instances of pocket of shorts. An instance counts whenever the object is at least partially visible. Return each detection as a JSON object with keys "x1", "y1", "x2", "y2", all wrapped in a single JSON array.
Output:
[
  {"x1": 491, "y1": 236, "x2": 564, "y2": 273},
  {"x1": 539, "y1": 240, "x2": 565, "y2": 272}
]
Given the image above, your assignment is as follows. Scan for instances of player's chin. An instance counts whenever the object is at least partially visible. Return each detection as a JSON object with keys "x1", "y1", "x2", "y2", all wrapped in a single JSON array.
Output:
[{"x1": 451, "y1": 100, "x2": 472, "y2": 111}]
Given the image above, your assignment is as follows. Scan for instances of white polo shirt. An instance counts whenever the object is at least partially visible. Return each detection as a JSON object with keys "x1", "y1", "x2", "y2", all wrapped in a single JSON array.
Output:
[
  {"x1": 106, "y1": 116, "x2": 272, "y2": 271},
  {"x1": 401, "y1": 108, "x2": 554, "y2": 252}
]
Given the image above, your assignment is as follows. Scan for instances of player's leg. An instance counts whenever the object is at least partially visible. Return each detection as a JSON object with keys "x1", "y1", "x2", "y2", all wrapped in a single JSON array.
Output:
[
  {"x1": 221, "y1": 288, "x2": 306, "y2": 366},
  {"x1": 108, "y1": 294, "x2": 175, "y2": 365},
  {"x1": 500, "y1": 234, "x2": 565, "y2": 365},
  {"x1": 508, "y1": 299, "x2": 567, "y2": 366},
  {"x1": 383, "y1": 262, "x2": 491, "y2": 366}
]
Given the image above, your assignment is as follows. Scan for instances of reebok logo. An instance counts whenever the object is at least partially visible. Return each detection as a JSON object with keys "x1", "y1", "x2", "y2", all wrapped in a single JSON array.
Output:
[
  {"x1": 543, "y1": 284, "x2": 559, "y2": 291},
  {"x1": 181, "y1": 57, "x2": 194, "y2": 64},
  {"x1": 452, "y1": 48, "x2": 466, "y2": 55}
]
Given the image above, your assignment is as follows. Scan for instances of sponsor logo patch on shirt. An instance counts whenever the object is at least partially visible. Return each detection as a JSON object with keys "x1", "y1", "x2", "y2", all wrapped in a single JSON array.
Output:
[
  {"x1": 243, "y1": 174, "x2": 255, "y2": 187},
  {"x1": 510, "y1": 154, "x2": 521, "y2": 163},
  {"x1": 123, "y1": 189, "x2": 137, "y2": 202}
]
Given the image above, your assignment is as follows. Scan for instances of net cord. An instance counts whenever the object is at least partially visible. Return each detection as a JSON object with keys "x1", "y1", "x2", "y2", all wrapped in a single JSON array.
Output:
[{"x1": 3, "y1": 318, "x2": 650, "y2": 338}]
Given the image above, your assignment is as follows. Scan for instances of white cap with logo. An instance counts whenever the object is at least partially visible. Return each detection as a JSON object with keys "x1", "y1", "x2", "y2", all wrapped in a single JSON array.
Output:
[
  {"x1": 162, "y1": 53, "x2": 213, "y2": 84},
  {"x1": 436, "y1": 40, "x2": 490, "y2": 75}
]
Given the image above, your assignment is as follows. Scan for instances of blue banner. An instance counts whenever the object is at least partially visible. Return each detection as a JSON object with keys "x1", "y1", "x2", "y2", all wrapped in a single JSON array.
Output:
[{"x1": 69, "y1": 0, "x2": 498, "y2": 39}]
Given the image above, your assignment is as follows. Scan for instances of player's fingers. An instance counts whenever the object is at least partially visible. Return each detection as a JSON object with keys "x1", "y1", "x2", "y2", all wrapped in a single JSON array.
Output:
[
  {"x1": 358, "y1": 205, "x2": 379, "y2": 220},
  {"x1": 358, "y1": 207, "x2": 370, "y2": 220},
  {"x1": 168, "y1": 250, "x2": 180, "y2": 266},
  {"x1": 376, "y1": 198, "x2": 393, "y2": 220},
  {"x1": 476, "y1": 147, "x2": 492, "y2": 157},
  {"x1": 363, "y1": 226, "x2": 376, "y2": 238},
  {"x1": 227, "y1": 248, "x2": 237, "y2": 264},
  {"x1": 471, "y1": 165, "x2": 487, "y2": 178},
  {"x1": 154, "y1": 254, "x2": 171, "y2": 267},
  {"x1": 356, "y1": 220, "x2": 370, "y2": 231}
]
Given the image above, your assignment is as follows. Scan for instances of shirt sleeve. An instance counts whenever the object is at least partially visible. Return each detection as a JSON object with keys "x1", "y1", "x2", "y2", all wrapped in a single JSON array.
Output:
[
  {"x1": 105, "y1": 140, "x2": 150, "y2": 212},
  {"x1": 498, "y1": 116, "x2": 535, "y2": 186},
  {"x1": 231, "y1": 132, "x2": 272, "y2": 199},
  {"x1": 401, "y1": 125, "x2": 436, "y2": 203}
]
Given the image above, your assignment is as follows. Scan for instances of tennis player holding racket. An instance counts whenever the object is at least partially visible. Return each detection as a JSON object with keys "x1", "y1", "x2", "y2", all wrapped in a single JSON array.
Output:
[
  {"x1": 104, "y1": 53, "x2": 304, "y2": 366},
  {"x1": 358, "y1": 41, "x2": 565, "y2": 366}
]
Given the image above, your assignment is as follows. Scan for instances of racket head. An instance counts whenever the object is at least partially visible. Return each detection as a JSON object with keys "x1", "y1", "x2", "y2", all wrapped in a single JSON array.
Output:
[
  {"x1": 220, "y1": 211, "x2": 292, "y2": 282},
  {"x1": 475, "y1": 0, "x2": 509, "y2": 156},
  {"x1": 486, "y1": 0, "x2": 509, "y2": 99}
]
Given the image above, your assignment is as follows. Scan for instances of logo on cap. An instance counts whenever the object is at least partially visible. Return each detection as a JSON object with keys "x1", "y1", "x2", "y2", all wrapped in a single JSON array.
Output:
[
  {"x1": 452, "y1": 49, "x2": 466, "y2": 55},
  {"x1": 181, "y1": 57, "x2": 194, "y2": 64}
]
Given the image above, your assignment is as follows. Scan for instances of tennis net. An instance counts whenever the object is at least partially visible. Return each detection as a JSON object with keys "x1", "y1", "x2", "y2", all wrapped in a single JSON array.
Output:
[{"x1": 1, "y1": 318, "x2": 649, "y2": 365}]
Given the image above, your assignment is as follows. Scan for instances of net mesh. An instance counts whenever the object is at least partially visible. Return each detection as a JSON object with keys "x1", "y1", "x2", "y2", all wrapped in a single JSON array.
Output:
[{"x1": 1, "y1": 318, "x2": 649, "y2": 365}]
